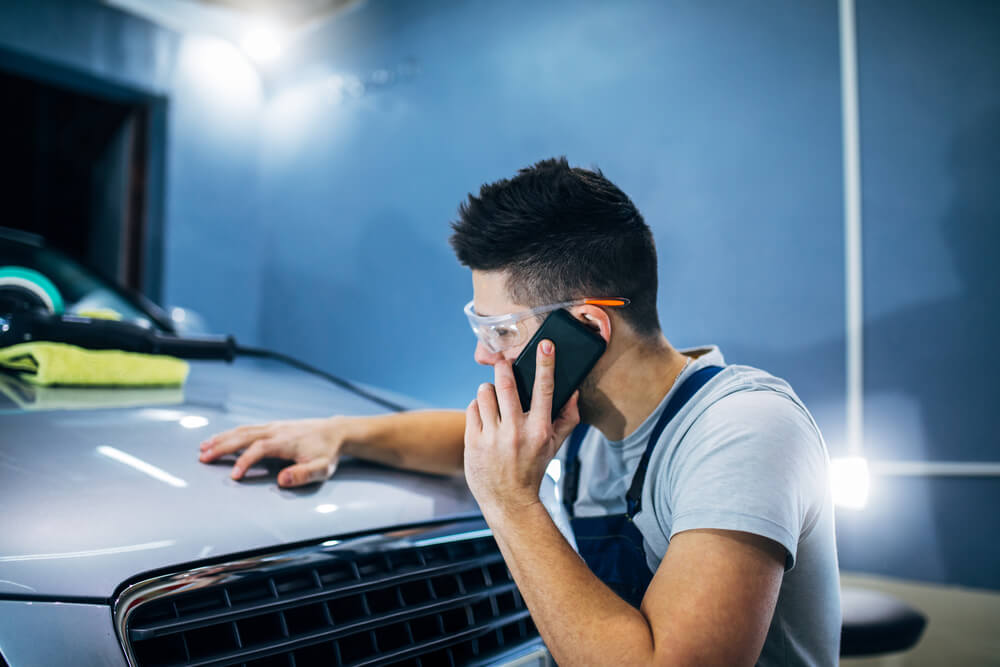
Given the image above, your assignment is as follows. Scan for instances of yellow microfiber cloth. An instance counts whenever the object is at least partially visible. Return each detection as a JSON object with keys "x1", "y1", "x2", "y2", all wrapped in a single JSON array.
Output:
[{"x1": 0, "y1": 342, "x2": 189, "y2": 387}]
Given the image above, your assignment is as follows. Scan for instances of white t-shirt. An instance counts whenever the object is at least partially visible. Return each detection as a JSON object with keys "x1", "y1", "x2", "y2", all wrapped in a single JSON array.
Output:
[{"x1": 559, "y1": 346, "x2": 841, "y2": 666}]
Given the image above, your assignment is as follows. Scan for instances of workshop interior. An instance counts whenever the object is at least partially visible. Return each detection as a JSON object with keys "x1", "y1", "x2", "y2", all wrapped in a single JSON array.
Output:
[{"x1": 0, "y1": 1, "x2": 997, "y2": 666}]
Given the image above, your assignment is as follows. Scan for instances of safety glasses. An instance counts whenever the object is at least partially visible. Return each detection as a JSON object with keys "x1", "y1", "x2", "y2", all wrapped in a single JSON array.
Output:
[{"x1": 464, "y1": 297, "x2": 629, "y2": 353}]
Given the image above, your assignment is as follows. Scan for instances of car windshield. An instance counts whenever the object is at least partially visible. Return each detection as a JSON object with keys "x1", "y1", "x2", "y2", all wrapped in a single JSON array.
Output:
[{"x1": 0, "y1": 235, "x2": 166, "y2": 331}]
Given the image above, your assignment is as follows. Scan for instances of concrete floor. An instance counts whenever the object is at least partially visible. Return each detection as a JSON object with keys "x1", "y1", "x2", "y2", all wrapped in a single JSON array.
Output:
[{"x1": 840, "y1": 572, "x2": 1000, "y2": 666}]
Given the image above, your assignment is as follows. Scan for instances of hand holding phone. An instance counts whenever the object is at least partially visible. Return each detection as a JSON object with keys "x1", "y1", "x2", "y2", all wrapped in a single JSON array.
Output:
[{"x1": 511, "y1": 309, "x2": 606, "y2": 420}]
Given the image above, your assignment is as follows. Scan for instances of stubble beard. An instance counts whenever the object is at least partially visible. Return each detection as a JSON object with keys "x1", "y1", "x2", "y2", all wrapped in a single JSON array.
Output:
[
  {"x1": 575, "y1": 367, "x2": 627, "y2": 438},
  {"x1": 576, "y1": 371, "x2": 599, "y2": 424}
]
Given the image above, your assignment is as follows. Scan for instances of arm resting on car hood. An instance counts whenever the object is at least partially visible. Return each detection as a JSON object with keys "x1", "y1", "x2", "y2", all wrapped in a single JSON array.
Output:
[{"x1": 200, "y1": 410, "x2": 467, "y2": 486}]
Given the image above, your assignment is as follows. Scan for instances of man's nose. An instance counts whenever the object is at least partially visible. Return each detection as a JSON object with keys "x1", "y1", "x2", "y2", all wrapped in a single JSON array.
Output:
[{"x1": 474, "y1": 341, "x2": 503, "y2": 366}]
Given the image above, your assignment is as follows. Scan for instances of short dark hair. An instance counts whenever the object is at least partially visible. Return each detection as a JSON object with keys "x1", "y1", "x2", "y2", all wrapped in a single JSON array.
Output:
[{"x1": 449, "y1": 157, "x2": 661, "y2": 336}]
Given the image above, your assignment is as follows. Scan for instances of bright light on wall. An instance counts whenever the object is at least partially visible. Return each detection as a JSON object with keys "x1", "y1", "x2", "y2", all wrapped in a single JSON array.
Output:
[
  {"x1": 241, "y1": 23, "x2": 284, "y2": 65},
  {"x1": 179, "y1": 36, "x2": 262, "y2": 111},
  {"x1": 830, "y1": 456, "x2": 870, "y2": 509}
]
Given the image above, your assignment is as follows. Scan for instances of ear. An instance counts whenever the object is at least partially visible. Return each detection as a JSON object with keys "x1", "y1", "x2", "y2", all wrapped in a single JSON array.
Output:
[{"x1": 574, "y1": 305, "x2": 612, "y2": 344}]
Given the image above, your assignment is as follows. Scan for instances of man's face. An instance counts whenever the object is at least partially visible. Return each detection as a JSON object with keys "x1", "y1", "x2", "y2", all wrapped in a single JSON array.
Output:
[
  {"x1": 469, "y1": 270, "x2": 606, "y2": 423},
  {"x1": 469, "y1": 270, "x2": 538, "y2": 367}
]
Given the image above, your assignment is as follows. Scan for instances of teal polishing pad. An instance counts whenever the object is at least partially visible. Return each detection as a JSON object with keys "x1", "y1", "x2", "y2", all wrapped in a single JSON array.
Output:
[{"x1": 0, "y1": 266, "x2": 65, "y2": 314}]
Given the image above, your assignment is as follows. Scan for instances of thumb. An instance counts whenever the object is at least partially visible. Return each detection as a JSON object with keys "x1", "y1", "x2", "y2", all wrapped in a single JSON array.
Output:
[{"x1": 278, "y1": 457, "x2": 338, "y2": 487}]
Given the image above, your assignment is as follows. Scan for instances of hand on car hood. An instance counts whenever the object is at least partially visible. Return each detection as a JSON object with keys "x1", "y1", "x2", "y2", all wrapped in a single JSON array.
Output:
[{"x1": 0, "y1": 357, "x2": 480, "y2": 599}]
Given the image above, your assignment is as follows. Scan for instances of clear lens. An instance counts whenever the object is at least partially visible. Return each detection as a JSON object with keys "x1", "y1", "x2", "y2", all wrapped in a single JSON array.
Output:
[
  {"x1": 481, "y1": 315, "x2": 544, "y2": 354},
  {"x1": 465, "y1": 304, "x2": 534, "y2": 354},
  {"x1": 491, "y1": 322, "x2": 521, "y2": 344},
  {"x1": 474, "y1": 322, "x2": 519, "y2": 354}
]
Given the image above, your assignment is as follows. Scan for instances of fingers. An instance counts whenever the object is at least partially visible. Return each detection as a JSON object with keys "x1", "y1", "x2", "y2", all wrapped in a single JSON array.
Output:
[
  {"x1": 199, "y1": 420, "x2": 341, "y2": 488},
  {"x1": 528, "y1": 339, "x2": 556, "y2": 424},
  {"x1": 492, "y1": 360, "x2": 523, "y2": 422},
  {"x1": 278, "y1": 458, "x2": 337, "y2": 487},
  {"x1": 476, "y1": 382, "x2": 500, "y2": 427},
  {"x1": 465, "y1": 398, "x2": 482, "y2": 439},
  {"x1": 231, "y1": 438, "x2": 277, "y2": 480},
  {"x1": 199, "y1": 425, "x2": 266, "y2": 462}
]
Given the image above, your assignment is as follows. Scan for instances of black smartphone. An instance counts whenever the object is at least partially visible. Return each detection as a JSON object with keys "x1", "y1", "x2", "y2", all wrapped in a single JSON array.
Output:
[{"x1": 511, "y1": 308, "x2": 606, "y2": 419}]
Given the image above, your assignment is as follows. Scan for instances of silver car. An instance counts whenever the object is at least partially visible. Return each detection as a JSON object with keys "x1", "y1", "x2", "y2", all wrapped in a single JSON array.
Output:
[{"x1": 0, "y1": 229, "x2": 558, "y2": 666}]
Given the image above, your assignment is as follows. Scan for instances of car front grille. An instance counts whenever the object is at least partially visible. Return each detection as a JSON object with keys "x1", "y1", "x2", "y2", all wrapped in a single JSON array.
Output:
[{"x1": 115, "y1": 520, "x2": 543, "y2": 667}]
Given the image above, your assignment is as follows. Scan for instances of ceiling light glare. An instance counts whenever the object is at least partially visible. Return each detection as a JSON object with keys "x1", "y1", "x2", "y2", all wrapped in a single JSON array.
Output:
[
  {"x1": 830, "y1": 456, "x2": 870, "y2": 510},
  {"x1": 241, "y1": 23, "x2": 283, "y2": 65},
  {"x1": 97, "y1": 445, "x2": 188, "y2": 488}
]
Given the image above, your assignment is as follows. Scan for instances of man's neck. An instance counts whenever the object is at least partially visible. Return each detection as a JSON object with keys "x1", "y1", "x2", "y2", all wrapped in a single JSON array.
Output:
[{"x1": 586, "y1": 336, "x2": 690, "y2": 442}]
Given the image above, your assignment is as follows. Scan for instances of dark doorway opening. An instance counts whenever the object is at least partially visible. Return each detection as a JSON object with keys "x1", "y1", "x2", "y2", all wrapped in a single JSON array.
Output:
[{"x1": 0, "y1": 65, "x2": 159, "y2": 295}]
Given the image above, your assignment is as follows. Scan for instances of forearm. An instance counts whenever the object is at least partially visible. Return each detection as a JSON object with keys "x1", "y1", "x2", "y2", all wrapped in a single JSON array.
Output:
[
  {"x1": 485, "y1": 502, "x2": 657, "y2": 666},
  {"x1": 338, "y1": 409, "x2": 466, "y2": 475}
]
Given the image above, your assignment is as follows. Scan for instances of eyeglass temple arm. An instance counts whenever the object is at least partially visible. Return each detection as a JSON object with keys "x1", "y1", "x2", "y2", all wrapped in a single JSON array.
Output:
[{"x1": 582, "y1": 298, "x2": 629, "y2": 307}]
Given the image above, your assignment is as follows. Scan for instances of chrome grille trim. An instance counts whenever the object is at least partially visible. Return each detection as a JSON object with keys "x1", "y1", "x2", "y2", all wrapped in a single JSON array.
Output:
[
  {"x1": 114, "y1": 519, "x2": 543, "y2": 667},
  {"x1": 129, "y1": 553, "x2": 508, "y2": 640}
]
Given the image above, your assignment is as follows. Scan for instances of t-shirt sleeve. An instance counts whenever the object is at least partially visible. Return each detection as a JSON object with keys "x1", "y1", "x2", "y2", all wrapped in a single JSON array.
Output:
[{"x1": 657, "y1": 390, "x2": 828, "y2": 571}]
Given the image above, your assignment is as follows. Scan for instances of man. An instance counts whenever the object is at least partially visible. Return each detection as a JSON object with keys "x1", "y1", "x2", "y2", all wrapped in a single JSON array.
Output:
[{"x1": 199, "y1": 158, "x2": 840, "y2": 665}]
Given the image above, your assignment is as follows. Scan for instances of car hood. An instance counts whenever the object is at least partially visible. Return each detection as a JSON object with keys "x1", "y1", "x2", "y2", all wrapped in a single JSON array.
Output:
[{"x1": 0, "y1": 357, "x2": 480, "y2": 600}]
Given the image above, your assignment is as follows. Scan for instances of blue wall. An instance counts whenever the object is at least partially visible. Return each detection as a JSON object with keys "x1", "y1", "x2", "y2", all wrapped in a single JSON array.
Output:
[
  {"x1": 832, "y1": 0, "x2": 1000, "y2": 589},
  {"x1": 256, "y1": 0, "x2": 846, "y2": 427},
  {"x1": 2, "y1": 0, "x2": 998, "y2": 589}
]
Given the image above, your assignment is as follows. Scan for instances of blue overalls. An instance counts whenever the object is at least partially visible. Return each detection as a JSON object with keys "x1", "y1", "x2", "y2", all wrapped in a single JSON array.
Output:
[{"x1": 562, "y1": 365, "x2": 724, "y2": 608}]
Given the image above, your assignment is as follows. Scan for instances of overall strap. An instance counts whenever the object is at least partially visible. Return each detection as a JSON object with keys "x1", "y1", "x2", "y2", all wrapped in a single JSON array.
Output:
[
  {"x1": 625, "y1": 365, "x2": 724, "y2": 518},
  {"x1": 561, "y1": 423, "x2": 590, "y2": 517}
]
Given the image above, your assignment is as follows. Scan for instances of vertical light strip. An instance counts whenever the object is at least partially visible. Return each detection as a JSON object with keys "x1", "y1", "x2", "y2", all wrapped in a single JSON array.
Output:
[{"x1": 839, "y1": 0, "x2": 864, "y2": 456}]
